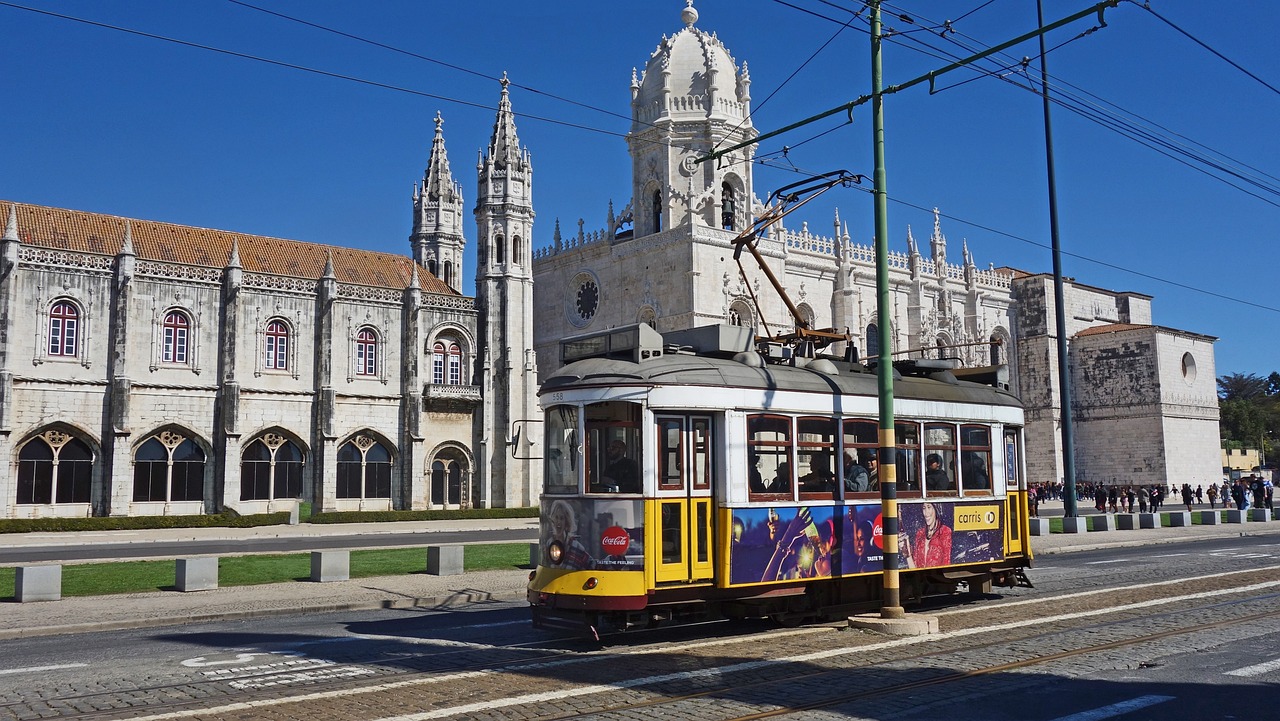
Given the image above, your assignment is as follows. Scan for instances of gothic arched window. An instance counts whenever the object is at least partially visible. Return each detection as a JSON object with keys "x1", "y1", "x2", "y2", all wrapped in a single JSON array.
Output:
[
  {"x1": 431, "y1": 450, "x2": 469, "y2": 506},
  {"x1": 652, "y1": 190, "x2": 663, "y2": 233},
  {"x1": 428, "y1": 259, "x2": 438, "y2": 276},
  {"x1": 513, "y1": 236, "x2": 522, "y2": 264},
  {"x1": 17, "y1": 432, "x2": 93, "y2": 505},
  {"x1": 356, "y1": 328, "x2": 378, "y2": 376},
  {"x1": 936, "y1": 336, "x2": 948, "y2": 360},
  {"x1": 133, "y1": 432, "x2": 205, "y2": 502},
  {"x1": 336, "y1": 435, "x2": 393, "y2": 499},
  {"x1": 48, "y1": 300, "x2": 79, "y2": 357},
  {"x1": 162, "y1": 310, "x2": 190, "y2": 364},
  {"x1": 495, "y1": 234, "x2": 505, "y2": 265},
  {"x1": 264, "y1": 320, "x2": 289, "y2": 371},
  {"x1": 865, "y1": 323, "x2": 880, "y2": 359},
  {"x1": 721, "y1": 182, "x2": 737, "y2": 231},
  {"x1": 240, "y1": 434, "x2": 304, "y2": 501},
  {"x1": 990, "y1": 334, "x2": 1002, "y2": 365},
  {"x1": 443, "y1": 260, "x2": 453, "y2": 288}
]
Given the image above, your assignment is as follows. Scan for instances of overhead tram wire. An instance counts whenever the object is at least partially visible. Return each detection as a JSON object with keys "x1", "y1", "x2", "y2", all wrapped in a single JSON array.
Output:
[
  {"x1": 1130, "y1": 0, "x2": 1280, "y2": 98},
  {"x1": 0, "y1": 1, "x2": 738, "y2": 174},
  {"x1": 787, "y1": 0, "x2": 1280, "y2": 206},
  {"x1": 223, "y1": 0, "x2": 636, "y2": 126},
  {"x1": 7, "y1": 1, "x2": 1273, "y2": 318},
  {"x1": 868, "y1": 3, "x2": 1280, "y2": 206}
]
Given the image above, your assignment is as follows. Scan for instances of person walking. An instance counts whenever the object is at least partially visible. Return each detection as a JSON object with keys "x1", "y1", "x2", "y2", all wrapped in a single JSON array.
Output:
[
  {"x1": 1181, "y1": 483, "x2": 1194, "y2": 512},
  {"x1": 1207, "y1": 483, "x2": 1218, "y2": 509},
  {"x1": 1108, "y1": 485, "x2": 1119, "y2": 513},
  {"x1": 1138, "y1": 485, "x2": 1150, "y2": 513}
]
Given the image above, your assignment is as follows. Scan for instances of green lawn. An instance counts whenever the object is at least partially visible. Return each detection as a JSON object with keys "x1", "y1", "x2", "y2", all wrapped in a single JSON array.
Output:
[{"x1": 0, "y1": 543, "x2": 530, "y2": 599}]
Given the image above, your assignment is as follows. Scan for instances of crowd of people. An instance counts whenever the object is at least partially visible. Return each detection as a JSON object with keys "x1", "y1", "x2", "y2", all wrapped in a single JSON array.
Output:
[{"x1": 1026, "y1": 476, "x2": 1275, "y2": 516}]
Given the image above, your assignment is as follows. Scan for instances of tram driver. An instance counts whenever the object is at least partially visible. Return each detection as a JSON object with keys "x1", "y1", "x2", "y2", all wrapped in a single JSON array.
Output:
[{"x1": 600, "y1": 439, "x2": 640, "y2": 493}]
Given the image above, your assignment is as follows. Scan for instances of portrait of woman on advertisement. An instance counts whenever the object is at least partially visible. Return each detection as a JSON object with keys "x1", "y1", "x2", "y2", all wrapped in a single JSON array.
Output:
[{"x1": 901, "y1": 501, "x2": 953, "y2": 569}]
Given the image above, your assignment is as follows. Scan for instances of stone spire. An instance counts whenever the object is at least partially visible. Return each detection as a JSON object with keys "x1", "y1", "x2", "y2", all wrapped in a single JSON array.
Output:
[
  {"x1": 487, "y1": 73, "x2": 523, "y2": 169},
  {"x1": 412, "y1": 111, "x2": 466, "y2": 292},
  {"x1": 227, "y1": 237, "x2": 242, "y2": 268},
  {"x1": 929, "y1": 208, "x2": 947, "y2": 269},
  {"x1": 120, "y1": 220, "x2": 135, "y2": 256},
  {"x1": 422, "y1": 112, "x2": 458, "y2": 203},
  {"x1": 322, "y1": 249, "x2": 336, "y2": 279},
  {"x1": 3, "y1": 204, "x2": 17, "y2": 242}
]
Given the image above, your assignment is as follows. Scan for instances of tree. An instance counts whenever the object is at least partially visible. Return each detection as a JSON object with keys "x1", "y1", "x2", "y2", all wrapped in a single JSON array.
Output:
[{"x1": 1218, "y1": 372, "x2": 1268, "y2": 401}]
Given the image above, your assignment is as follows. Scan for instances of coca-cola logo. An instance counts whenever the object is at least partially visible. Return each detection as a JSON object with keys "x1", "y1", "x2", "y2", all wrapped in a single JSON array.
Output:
[
  {"x1": 600, "y1": 526, "x2": 630, "y2": 555},
  {"x1": 872, "y1": 513, "x2": 884, "y2": 549}
]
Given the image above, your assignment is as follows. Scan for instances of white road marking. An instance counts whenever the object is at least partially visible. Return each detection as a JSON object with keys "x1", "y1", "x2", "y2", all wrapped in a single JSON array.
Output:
[
  {"x1": 1047, "y1": 695, "x2": 1175, "y2": 721},
  {"x1": 1151, "y1": 553, "x2": 1190, "y2": 558},
  {"x1": 1084, "y1": 559, "x2": 1130, "y2": 565},
  {"x1": 119, "y1": 577, "x2": 1280, "y2": 721},
  {"x1": 1225, "y1": 657, "x2": 1280, "y2": 677},
  {"x1": 0, "y1": 663, "x2": 88, "y2": 676}
]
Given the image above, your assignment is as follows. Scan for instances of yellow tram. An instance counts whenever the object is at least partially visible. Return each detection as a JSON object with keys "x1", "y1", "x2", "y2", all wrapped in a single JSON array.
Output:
[{"x1": 528, "y1": 323, "x2": 1033, "y2": 637}]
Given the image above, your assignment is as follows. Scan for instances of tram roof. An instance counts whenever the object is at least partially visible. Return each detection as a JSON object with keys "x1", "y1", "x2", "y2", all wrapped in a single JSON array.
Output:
[{"x1": 542, "y1": 353, "x2": 1022, "y2": 409}]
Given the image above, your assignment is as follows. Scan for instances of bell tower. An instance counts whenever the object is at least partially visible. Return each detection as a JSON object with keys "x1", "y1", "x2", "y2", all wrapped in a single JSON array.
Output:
[
  {"x1": 626, "y1": 1, "x2": 757, "y2": 237},
  {"x1": 473, "y1": 74, "x2": 539, "y2": 507},
  {"x1": 411, "y1": 112, "x2": 465, "y2": 293}
]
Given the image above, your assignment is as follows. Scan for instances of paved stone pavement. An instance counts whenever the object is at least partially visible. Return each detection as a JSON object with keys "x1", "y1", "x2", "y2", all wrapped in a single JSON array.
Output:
[{"x1": 3, "y1": 511, "x2": 1278, "y2": 640}]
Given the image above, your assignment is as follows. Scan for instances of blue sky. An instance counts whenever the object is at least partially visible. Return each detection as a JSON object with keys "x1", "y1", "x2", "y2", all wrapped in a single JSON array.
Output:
[{"x1": 3, "y1": 1, "x2": 1277, "y2": 379}]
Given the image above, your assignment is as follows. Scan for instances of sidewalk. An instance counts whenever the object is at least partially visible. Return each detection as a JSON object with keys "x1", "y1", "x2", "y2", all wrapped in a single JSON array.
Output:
[{"x1": 3, "y1": 513, "x2": 1279, "y2": 640}]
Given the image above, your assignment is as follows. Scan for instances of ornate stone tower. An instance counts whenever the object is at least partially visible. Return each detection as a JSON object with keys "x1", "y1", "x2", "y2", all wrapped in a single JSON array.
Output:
[
  {"x1": 626, "y1": 0, "x2": 757, "y2": 237},
  {"x1": 473, "y1": 75, "x2": 540, "y2": 507},
  {"x1": 411, "y1": 112, "x2": 466, "y2": 294}
]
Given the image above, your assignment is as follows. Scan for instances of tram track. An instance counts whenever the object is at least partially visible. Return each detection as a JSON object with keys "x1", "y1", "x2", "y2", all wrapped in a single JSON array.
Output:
[{"x1": 10, "y1": 566, "x2": 1280, "y2": 721}]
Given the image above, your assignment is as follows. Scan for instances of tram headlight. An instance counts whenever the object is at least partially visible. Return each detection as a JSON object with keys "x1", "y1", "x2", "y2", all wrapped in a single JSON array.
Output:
[{"x1": 548, "y1": 541, "x2": 564, "y2": 565}]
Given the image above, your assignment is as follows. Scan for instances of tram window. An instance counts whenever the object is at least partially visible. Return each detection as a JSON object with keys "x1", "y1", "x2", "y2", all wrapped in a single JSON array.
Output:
[
  {"x1": 924, "y1": 423, "x2": 958, "y2": 495},
  {"x1": 896, "y1": 421, "x2": 922, "y2": 495},
  {"x1": 960, "y1": 424, "x2": 992, "y2": 493},
  {"x1": 586, "y1": 401, "x2": 641, "y2": 494},
  {"x1": 842, "y1": 419, "x2": 879, "y2": 496},
  {"x1": 657, "y1": 417, "x2": 684, "y2": 491},
  {"x1": 747, "y1": 414, "x2": 793, "y2": 498},
  {"x1": 797, "y1": 416, "x2": 838, "y2": 501},
  {"x1": 691, "y1": 417, "x2": 712, "y2": 491},
  {"x1": 544, "y1": 405, "x2": 580, "y2": 495}
]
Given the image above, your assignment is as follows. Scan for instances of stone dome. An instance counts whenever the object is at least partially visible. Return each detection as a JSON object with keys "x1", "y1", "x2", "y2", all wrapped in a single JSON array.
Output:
[{"x1": 632, "y1": 2, "x2": 751, "y2": 125}]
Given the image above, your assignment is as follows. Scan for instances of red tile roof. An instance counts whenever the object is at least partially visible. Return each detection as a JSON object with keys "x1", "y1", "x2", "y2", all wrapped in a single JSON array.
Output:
[
  {"x1": 4, "y1": 201, "x2": 457, "y2": 296},
  {"x1": 1075, "y1": 323, "x2": 1150, "y2": 337}
]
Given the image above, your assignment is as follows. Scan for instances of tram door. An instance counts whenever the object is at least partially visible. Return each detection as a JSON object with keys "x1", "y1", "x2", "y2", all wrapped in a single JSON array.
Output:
[
  {"x1": 652, "y1": 415, "x2": 715, "y2": 584},
  {"x1": 1004, "y1": 429, "x2": 1026, "y2": 556}
]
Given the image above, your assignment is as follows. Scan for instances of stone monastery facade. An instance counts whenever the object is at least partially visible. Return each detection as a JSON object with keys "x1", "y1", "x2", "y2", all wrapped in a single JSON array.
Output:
[
  {"x1": 0, "y1": 84, "x2": 540, "y2": 519},
  {"x1": 0, "y1": 3, "x2": 1221, "y2": 520},
  {"x1": 530, "y1": 2, "x2": 1222, "y2": 490}
]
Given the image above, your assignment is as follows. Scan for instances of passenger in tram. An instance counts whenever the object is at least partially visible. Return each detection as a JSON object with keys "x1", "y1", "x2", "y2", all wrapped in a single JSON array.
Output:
[
  {"x1": 766, "y1": 460, "x2": 792, "y2": 493},
  {"x1": 925, "y1": 453, "x2": 952, "y2": 491},
  {"x1": 843, "y1": 451, "x2": 870, "y2": 492},
  {"x1": 748, "y1": 453, "x2": 767, "y2": 493},
  {"x1": 800, "y1": 454, "x2": 835, "y2": 492},
  {"x1": 865, "y1": 453, "x2": 879, "y2": 491},
  {"x1": 601, "y1": 440, "x2": 640, "y2": 493},
  {"x1": 961, "y1": 452, "x2": 989, "y2": 490}
]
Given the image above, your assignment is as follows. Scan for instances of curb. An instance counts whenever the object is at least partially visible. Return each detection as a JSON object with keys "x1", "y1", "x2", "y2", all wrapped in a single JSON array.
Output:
[
  {"x1": 0, "y1": 588, "x2": 529, "y2": 640},
  {"x1": 1032, "y1": 525, "x2": 1280, "y2": 556}
]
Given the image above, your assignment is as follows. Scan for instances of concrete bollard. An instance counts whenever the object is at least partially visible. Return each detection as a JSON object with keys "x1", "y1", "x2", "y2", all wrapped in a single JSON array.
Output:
[
  {"x1": 1061, "y1": 516, "x2": 1088, "y2": 534},
  {"x1": 1028, "y1": 518, "x2": 1051, "y2": 536},
  {"x1": 176, "y1": 557, "x2": 219, "y2": 592},
  {"x1": 529, "y1": 541, "x2": 542, "y2": 567},
  {"x1": 310, "y1": 550, "x2": 350, "y2": 582},
  {"x1": 1249, "y1": 508, "x2": 1272, "y2": 522},
  {"x1": 427, "y1": 545, "x2": 464, "y2": 576},
  {"x1": 289, "y1": 501, "x2": 301, "y2": 526},
  {"x1": 1089, "y1": 514, "x2": 1116, "y2": 532},
  {"x1": 1226, "y1": 509, "x2": 1247, "y2": 524},
  {"x1": 16, "y1": 565, "x2": 62, "y2": 602},
  {"x1": 1116, "y1": 513, "x2": 1138, "y2": 530},
  {"x1": 1138, "y1": 513, "x2": 1158, "y2": 529},
  {"x1": 1197, "y1": 510, "x2": 1222, "y2": 525},
  {"x1": 1167, "y1": 511, "x2": 1192, "y2": 527}
]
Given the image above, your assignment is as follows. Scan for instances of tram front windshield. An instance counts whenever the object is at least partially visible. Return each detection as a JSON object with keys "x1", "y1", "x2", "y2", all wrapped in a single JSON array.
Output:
[{"x1": 543, "y1": 401, "x2": 642, "y2": 495}]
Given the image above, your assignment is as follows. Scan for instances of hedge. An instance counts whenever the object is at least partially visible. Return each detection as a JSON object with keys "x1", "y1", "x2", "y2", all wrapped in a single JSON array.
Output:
[
  {"x1": 0, "y1": 511, "x2": 290, "y2": 534},
  {"x1": 308, "y1": 507, "x2": 539, "y2": 524}
]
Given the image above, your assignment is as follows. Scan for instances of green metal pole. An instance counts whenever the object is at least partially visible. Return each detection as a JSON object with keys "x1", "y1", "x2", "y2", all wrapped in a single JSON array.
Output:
[
  {"x1": 871, "y1": 0, "x2": 903, "y2": 619},
  {"x1": 1037, "y1": 0, "x2": 1079, "y2": 517}
]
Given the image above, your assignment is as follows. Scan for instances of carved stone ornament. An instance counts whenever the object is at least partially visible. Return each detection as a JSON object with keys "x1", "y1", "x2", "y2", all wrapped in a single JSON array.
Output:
[
  {"x1": 41, "y1": 430, "x2": 71, "y2": 449},
  {"x1": 158, "y1": 430, "x2": 185, "y2": 449}
]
